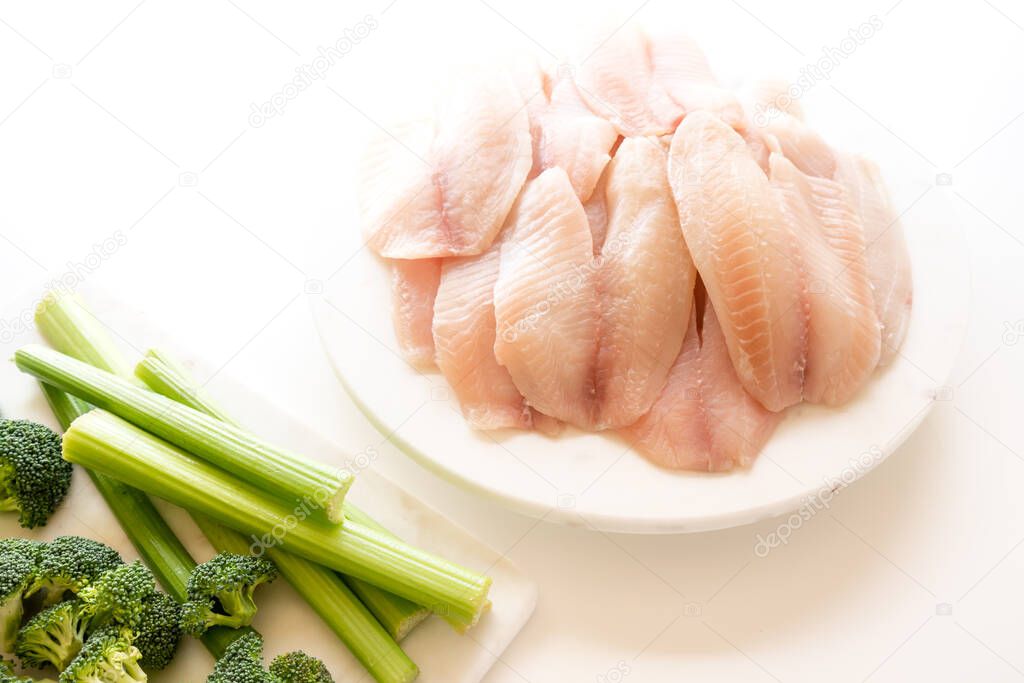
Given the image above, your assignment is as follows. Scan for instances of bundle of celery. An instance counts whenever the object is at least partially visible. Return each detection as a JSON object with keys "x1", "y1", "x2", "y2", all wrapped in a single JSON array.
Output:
[
  {"x1": 136, "y1": 349, "x2": 431, "y2": 643},
  {"x1": 27, "y1": 293, "x2": 491, "y2": 682}
]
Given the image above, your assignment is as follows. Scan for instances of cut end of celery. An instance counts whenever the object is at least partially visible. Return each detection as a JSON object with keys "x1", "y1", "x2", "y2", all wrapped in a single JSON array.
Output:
[
  {"x1": 324, "y1": 475, "x2": 354, "y2": 524},
  {"x1": 438, "y1": 576, "x2": 493, "y2": 633},
  {"x1": 393, "y1": 608, "x2": 432, "y2": 642}
]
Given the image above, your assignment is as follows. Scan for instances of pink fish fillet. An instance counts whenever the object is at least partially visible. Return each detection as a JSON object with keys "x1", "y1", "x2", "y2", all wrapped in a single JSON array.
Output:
[
  {"x1": 623, "y1": 300, "x2": 783, "y2": 472},
  {"x1": 525, "y1": 66, "x2": 618, "y2": 201},
  {"x1": 761, "y1": 112, "x2": 836, "y2": 179},
  {"x1": 494, "y1": 148, "x2": 694, "y2": 429},
  {"x1": 493, "y1": 168, "x2": 600, "y2": 428},
  {"x1": 668, "y1": 111, "x2": 806, "y2": 412},
  {"x1": 834, "y1": 154, "x2": 913, "y2": 366},
  {"x1": 360, "y1": 76, "x2": 532, "y2": 258},
  {"x1": 596, "y1": 137, "x2": 696, "y2": 428},
  {"x1": 769, "y1": 154, "x2": 881, "y2": 405},
  {"x1": 576, "y1": 28, "x2": 742, "y2": 137},
  {"x1": 748, "y1": 79, "x2": 805, "y2": 122},
  {"x1": 583, "y1": 161, "x2": 611, "y2": 254},
  {"x1": 390, "y1": 258, "x2": 442, "y2": 368},
  {"x1": 432, "y1": 239, "x2": 534, "y2": 430}
]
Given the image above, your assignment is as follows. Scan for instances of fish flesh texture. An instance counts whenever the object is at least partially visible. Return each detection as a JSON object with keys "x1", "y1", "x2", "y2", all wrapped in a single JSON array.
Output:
[
  {"x1": 494, "y1": 141, "x2": 694, "y2": 429},
  {"x1": 623, "y1": 298, "x2": 783, "y2": 472},
  {"x1": 834, "y1": 154, "x2": 913, "y2": 366},
  {"x1": 361, "y1": 75, "x2": 532, "y2": 258},
  {"x1": 668, "y1": 111, "x2": 806, "y2": 412},
  {"x1": 433, "y1": 236, "x2": 536, "y2": 430},
  {"x1": 596, "y1": 137, "x2": 696, "y2": 427},
  {"x1": 769, "y1": 154, "x2": 881, "y2": 404},
  {"x1": 576, "y1": 28, "x2": 743, "y2": 137},
  {"x1": 525, "y1": 66, "x2": 618, "y2": 202},
  {"x1": 493, "y1": 168, "x2": 600, "y2": 428},
  {"x1": 390, "y1": 258, "x2": 442, "y2": 368}
]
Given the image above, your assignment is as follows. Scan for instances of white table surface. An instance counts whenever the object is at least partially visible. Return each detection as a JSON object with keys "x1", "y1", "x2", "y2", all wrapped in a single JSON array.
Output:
[{"x1": 2, "y1": 1, "x2": 1023, "y2": 681}]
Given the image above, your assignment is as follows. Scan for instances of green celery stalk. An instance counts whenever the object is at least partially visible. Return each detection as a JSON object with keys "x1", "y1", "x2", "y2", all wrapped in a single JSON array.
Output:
[
  {"x1": 62, "y1": 410, "x2": 492, "y2": 630},
  {"x1": 35, "y1": 293, "x2": 137, "y2": 380},
  {"x1": 36, "y1": 381, "x2": 248, "y2": 659},
  {"x1": 192, "y1": 513, "x2": 418, "y2": 683},
  {"x1": 136, "y1": 349, "x2": 431, "y2": 641},
  {"x1": 15, "y1": 344, "x2": 352, "y2": 523}
]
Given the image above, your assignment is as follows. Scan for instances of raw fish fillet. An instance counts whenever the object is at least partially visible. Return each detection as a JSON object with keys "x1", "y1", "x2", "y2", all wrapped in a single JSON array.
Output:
[
  {"x1": 761, "y1": 112, "x2": 836, "y2": 179},
  {"x1": 596, "y1": 137, "x2": 696, "y2": 427},
  {"x1": 494, "y1": 168, "x2": 600, "y2": 428},
  {"x1": 647, "y1": 31, "x2": 746, "y2": 130},
  {"x1": 747, "y1": 79, "x2": 805, "y2": 122},
  {"x1": 834, "y1": 154, "x2": 913, "y2": 366},
  {"x1": 576, "y1": 28, "x2": 742, "y2": 137},
  {"x1": 390, "y1": 258, "x2": 441, "y2": 368},
  {"x1": 770, "y1": 154, "x2": 881, "y2": 404},
  {"x1": 583, "y1": 162, "x2": 611, "y2": 253},
  {"x1": 668, "y1": 112, "x2": 805, "y2": 412},
  {"x1": 623, "y1": 299, "x2": 783, "y2": 472},
  {"x1": 494, "y1": 150, "x2": 694, "y2": 429},
  {"x1": 360, "y1": 75, "x2": 532, "y2": 258},
  {"x1": 526, "y1": 66, "x2": 618, "y2": 201},
  {"x1": 433, "y1": 239, "x2": 534, "y2": 430}
]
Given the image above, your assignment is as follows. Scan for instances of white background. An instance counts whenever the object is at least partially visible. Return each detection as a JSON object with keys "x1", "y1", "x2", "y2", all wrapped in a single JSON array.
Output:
[{"x1": 2, "y1": 0, "x2": 1023, "y2": 681}]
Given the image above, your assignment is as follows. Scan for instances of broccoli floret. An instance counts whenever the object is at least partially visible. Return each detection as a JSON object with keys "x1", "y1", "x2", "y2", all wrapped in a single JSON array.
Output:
[
  {"x1": 58, "y1": 627, "x2": 145, "y2": 683},
  {"x1": 77, "y1": 562, "x2": 155, "y2": 631},
  {"x1": 0, "y1": 539, "x2": 42, "y2": 653},
  {"x1": 0, "y1": 420, "x2": 72, "y2": 529},
  {"x1": 14, "y1": 599, "x2": 89, "y2": 671},
  {"x1": 206, "y1": 632, "x2": 275, "y2": 683},
  {"x1": 269, "y1": 651, "x2": 334, "y2": 683},
  {"x1": 131, "y1": 592, "x2": 180, "y2": 671},
  {"x1": 180, "y1": 553, "x2": 277, "y2": 636},
  {"x1": 27, "y1": 537, "x2": 122, "y2": 607}
]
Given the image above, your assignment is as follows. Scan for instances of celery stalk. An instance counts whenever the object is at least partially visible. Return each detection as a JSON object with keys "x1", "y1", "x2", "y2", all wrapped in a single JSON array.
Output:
[
  {"x1": 35, "y1": 293, "x2": 137, "y2": 380},
  {"x1": 15, "y1": 344, "x2": 352, "y2": 523},
  {"x1": 137, "y1": 349, "x2": 431, "y2": 641},
  {"x1": 192, "y1": 513, "x2": 419, "y2": 683},
  {"x1": 63, "y1": 410, "x2": 491, "y2": 630},
  {"x1": 36, "y1": 381, "x2": 249, "y2": 659}
]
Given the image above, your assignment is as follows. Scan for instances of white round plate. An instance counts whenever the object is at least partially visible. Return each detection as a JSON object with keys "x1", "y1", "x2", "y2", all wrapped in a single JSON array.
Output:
[{"x1": 312, "y1": 165, "x2": 968, "y2": 534}]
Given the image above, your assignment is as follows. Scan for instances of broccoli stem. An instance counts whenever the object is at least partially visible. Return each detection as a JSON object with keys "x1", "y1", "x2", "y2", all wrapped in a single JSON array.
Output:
[
  {"x1": 137, "y1": 349, "x2": 430, "y2": 641},
  {"x1": 17, "y1": 344, "x2": 352, "y2": 523},
  {"x1": 62, "y1": 411, "x2": 492, "y2": 630},
  {"x1": 194, "y1": 514, "x2": 419, "y2": 683},
  {"x1": 37, "y1": 381, "x2": 250, "y2": 661}
]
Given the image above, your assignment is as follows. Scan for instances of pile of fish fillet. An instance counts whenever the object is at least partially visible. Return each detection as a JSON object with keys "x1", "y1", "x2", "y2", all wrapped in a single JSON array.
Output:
[{"x1": 359, "y1": 28, "x2": 913, "y2": 473}]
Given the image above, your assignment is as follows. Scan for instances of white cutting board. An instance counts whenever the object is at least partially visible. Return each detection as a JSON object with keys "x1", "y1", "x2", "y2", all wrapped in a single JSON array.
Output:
[
  {"x1": 0, "y1": 284, "x2": 536, "y2": 683},
  {"x1": 313, "y1": 160, "x2": 969, "y2": 534}
]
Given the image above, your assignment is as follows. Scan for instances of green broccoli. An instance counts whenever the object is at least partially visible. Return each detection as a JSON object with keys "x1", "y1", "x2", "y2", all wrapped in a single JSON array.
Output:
[
  {"x1": 269, "y1": 651, "x2": 334, "y2": 683},
  {"x1": 57, "y1": 627, "x2": 145, "y2": 683},
  {"x1": 0, "y1": 420, "x2": 72, "y2": 529},
  {"x1": 132, "y1": 592, "x2": 181, "y2": 670},
  {"x1": 206, "y1": 632, "x2": 274, "y2": 683},
  {"x1": 77, "y1": 561, "x2": 155, "y2": 630},
  {"x1": 26, "y1": 537, "x2": 122, "y2": 607},
  {"x1": 14, "y1": 599, "x2": 89, "y2": 671},
  {"x1": 0, "y1": 539, "x2": 41, "y2": 653},
  {"x1": 180, "y1": 553, "x2": 277, "y2": 636}
]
